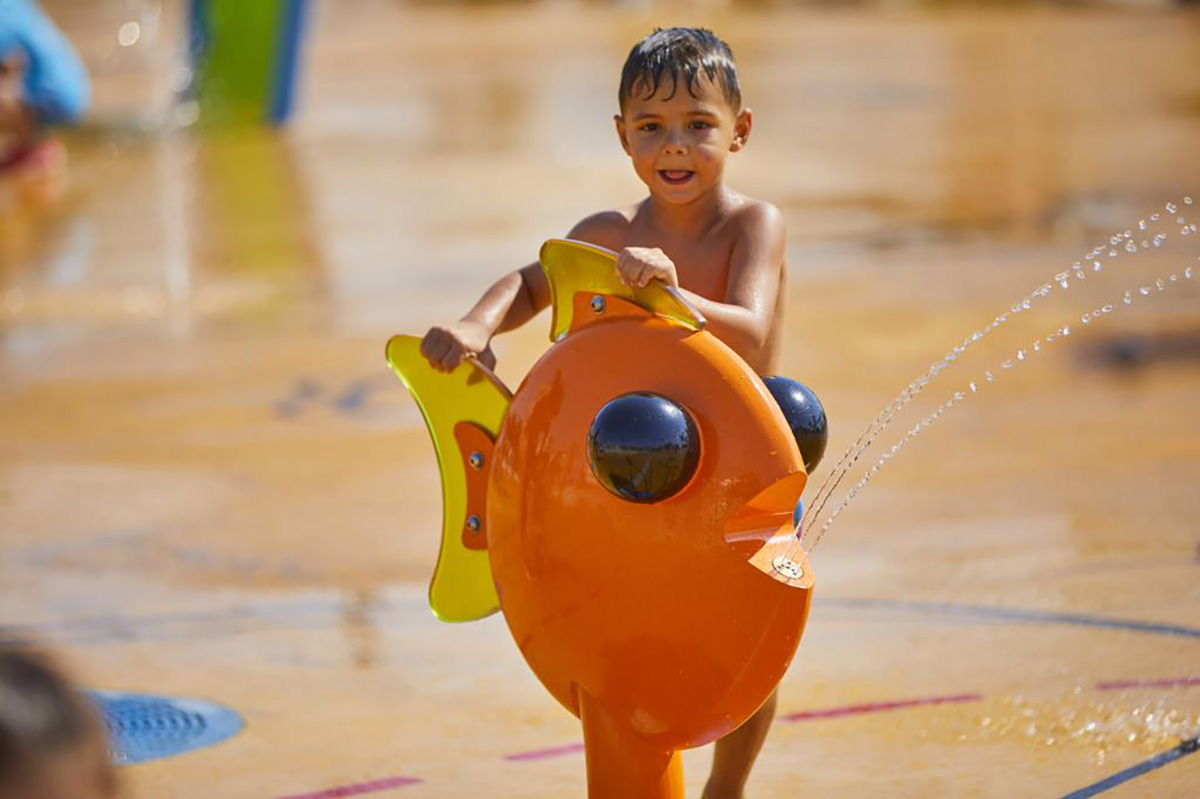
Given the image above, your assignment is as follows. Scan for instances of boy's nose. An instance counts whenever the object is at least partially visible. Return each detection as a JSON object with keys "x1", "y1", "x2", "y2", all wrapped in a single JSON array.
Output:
[{"x1": 662, "y1": 133, "x2": 688, "y2": 155}]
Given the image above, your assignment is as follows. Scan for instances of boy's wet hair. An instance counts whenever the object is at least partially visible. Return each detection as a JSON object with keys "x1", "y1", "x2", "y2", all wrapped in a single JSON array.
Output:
[
  {"x1": 0, "y1": 645, "x2": 115, "y2": 795},
  {"x1": 619, "y1": 28, "x2": 741, "y2": 111}
]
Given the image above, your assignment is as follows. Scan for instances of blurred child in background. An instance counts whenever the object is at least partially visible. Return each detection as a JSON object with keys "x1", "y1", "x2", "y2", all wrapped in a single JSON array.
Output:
[
  {"x1": 0, "y1": 0, "x2": 89, "y2": 176},
  {"x1": 0, "y1": 645, "x2": 117, "y2": 799}
]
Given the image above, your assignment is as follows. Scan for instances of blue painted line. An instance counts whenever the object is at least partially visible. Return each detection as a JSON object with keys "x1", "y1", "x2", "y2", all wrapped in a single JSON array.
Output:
[
  {"x1": 276, "y1": 377, "x2": 323, "y2": 418},
  {"x1": 1060, "y1": 735, "x2": 1199, "y2": 798},
  {"x1": 821, "y1": 599, "x2": 1200, "y2": 640},
  {"x1": 5, "y1": 597, "x2": 1199, "y2": 648}
]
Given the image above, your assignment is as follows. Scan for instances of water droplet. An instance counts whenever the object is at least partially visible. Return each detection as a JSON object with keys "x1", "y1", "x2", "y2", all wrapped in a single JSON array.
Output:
[
  {"x1": 118, "y1": 21, "x2": 141, "y2": 47},
  {"x1": 1141, "y1": 240, "x2": 1150, "y2": 249},
  {"x1": 1125, "y1": 242, "x2": 1138, "y2": 252},
  {"x1": 1002, "y1": 359, "x2": 1014, "y2": 368},
  {"x1": 1101, "y1": 304, "x2": 1113, "y2": 313},
  {"x1": 1138, "y1": 220, "x2": 1147, "y2": 230},
  {"x1": 969, "y1": 382, "x2": 978, "y2": 393},
  {"x1": 1075, "y1": 270, "x2": 1087, "y2": 280},
  {"x1": 1033, "y1": 340, "x2": 1042, "y2": 352},
  {"x1": 1021, "y1": 300, "x2": 1031, "y2": 310},
  {"x1": 1140, "y1": 286, "x2": 1151, "y2": 295},
  {"x1": 1167, "y1": 203, "x2": 1177, "y2": 213},
  {"x1": 1170, "y1": 274, "x2": 1178, "y2": 281},
  {"x1": 1124, "y1": 230, "x2": 1132, "y2": 237},
  {"x1": 1062, "y1": 325, "x2": 1071, "y2": 336},
  {"x1": 1178, "y1": 216, "x2": 1187, "y2": 225},
  {"x1": 1151, "y1": 213, "x2": 1161, "y2": 221},
  {"x1": 1092, "y1": 261, "x2": 1103, "y2": 271},
  {"x1": 1184, "y1": 227, "x2": 1192, "y2": 236},
  {"x1": 1186, "y1": 197, "x2": 1195, "y2": 205},
  {"x1": 1107, "y1": 250, "x2": 1118, "y2": 257},
  {"x1": 985, "y1": 371, "x2": 995, "y2": 382},
  {"x1": 1081, "y1": 315, "x2": 1091, "y2": 324},
  {"x1": 1185, "y1": 267, "x2": 1194, "y2": 279},
  {"x1": 1109, "y1": 235, "x2": 1121, "y2": 245},
  {"x1": 1156, "y1": 279, "x2": 1166, "y2": 291},
  {"x1": 1017, "y1": 350, "x2": 1027, "y2": 361},
  {"x1": 1124, "y1": 291, "x2": 1133, "y2": 305},
  {"x1": 1058, "y1": 276, "x2": 1069, "y2": 289}
]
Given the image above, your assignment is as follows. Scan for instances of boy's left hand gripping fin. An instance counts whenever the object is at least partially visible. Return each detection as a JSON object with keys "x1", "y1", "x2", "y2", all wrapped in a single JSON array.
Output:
[{"x1": 386, "y1": 335, "x2": 512, "y2": 622}]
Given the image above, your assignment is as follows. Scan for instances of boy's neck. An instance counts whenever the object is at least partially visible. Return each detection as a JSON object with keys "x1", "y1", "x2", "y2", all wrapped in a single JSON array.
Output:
[{"x1": 644, "y1": 184, "x2": 734, "y2": 237}]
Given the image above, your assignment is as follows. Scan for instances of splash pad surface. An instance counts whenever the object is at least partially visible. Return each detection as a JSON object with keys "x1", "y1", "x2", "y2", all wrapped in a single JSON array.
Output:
[{"x1": 1, "y1": 2, "x2": 1199, "y2": 797}]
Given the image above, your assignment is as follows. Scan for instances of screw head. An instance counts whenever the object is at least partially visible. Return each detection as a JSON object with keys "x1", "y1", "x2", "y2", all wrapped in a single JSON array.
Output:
[
  {"x1": 590, "y1": 295, "x2": 606, "y2": 314},
  {"x1": 466, "y1": 515, "x2": 481, "y2": 532}
]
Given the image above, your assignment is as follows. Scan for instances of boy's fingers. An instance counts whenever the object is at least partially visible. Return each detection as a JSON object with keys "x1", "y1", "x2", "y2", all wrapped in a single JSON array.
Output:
[
  {"x1": 426, "y1": 338, "x2": 453, "y2": 371},
  {"x1": 420, "y1": 328, "x2": 445, "y2": 359},
  {"x1": 634, "y1": 263, "x2": 651, "y2": 287}
]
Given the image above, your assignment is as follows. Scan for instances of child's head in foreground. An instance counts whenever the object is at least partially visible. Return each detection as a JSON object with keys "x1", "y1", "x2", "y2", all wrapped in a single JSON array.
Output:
[
  {"x1": 0, "y1": 646, "x2": 116, "y2": 799},
  {"x1": 615, "y1": 27, "x2": 751, "y2": 204}
]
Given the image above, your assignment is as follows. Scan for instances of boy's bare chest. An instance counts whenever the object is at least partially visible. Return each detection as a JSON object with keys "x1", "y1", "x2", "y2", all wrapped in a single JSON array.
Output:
[{"x1": 621, "y1": 231, "x2": 734, "y2": 302}]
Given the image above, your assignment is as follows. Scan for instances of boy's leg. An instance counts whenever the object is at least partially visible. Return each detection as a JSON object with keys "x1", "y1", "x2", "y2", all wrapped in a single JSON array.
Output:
[{"x1": 702, "y1": 689, "x2": 779, "y2": 799}]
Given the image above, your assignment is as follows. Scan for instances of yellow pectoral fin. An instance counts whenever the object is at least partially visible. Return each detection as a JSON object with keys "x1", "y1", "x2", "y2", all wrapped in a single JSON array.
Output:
[
  {"x1": 539, "y1": 239, "x2": 706, "y2": 341},
  {"x1": 385, "y1": 335, "x2": 512, "y2": 622}
]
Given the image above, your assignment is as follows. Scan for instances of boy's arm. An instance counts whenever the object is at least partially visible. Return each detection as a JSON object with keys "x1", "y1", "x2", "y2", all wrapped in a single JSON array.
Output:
[
  {"x1": 420, "y1": 263, "x2": 542, "y2": 372},
  {"x1": 681, "y1": 204, "x2": 785, "y2": 358},
  {"x1": 420, "y1": 213, "x2": 624, "y2": 372}
]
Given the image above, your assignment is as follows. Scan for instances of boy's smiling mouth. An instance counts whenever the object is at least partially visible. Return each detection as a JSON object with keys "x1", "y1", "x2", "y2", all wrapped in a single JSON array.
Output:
[{"x1": 658, "y1": 169, "x2": 695, "y2": 185}]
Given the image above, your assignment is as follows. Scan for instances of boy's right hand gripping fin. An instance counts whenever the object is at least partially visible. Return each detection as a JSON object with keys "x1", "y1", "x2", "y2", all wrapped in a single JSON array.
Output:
[
  {"x1": 385, "y1": 336, "x2": 513, "y2": 622},
  {"x1": 539, "y1": 239, "x2": 706, "y2": 341}
]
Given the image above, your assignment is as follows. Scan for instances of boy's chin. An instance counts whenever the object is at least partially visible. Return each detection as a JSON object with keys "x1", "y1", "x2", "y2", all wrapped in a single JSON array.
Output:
[{"x1": 644, "y1": 182, "x2": 706, "y2": 205}]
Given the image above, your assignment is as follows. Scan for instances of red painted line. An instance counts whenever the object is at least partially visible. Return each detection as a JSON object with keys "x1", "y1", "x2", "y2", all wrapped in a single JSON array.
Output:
[
  {"x1": 503, "y1": 692, "x2": 984, "y2": 762},
  {"x1": 1096, "y1": 677, "x2": 1200, "y2": 692},
  {"x1": 505, "y1": 742, "x2": 585, "y2": 762},
  {"x1": 276, "y1": 776, "x2": 423, "y2": 799},
  {"x1": 780, "y1": 692, "x2": 984, "y2": 723}
]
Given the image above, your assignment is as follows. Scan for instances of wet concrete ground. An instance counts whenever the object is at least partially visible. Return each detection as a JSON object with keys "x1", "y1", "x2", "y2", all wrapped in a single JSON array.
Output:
[{"x1": 2, "y1": 1, "x2": 1199, "y2": 797}]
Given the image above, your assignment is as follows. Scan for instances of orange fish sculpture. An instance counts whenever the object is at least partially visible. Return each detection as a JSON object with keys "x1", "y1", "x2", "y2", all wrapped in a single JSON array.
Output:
[{"x1": 387, "y1": 239, "x2": 825, "y2": 798}]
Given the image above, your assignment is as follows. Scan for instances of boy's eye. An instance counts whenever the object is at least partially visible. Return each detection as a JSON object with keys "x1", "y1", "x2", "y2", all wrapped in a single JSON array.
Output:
[
  {"x1": 689, "y1": 121, "x2": 713, "y2": 130},
  {"x1": 639, "y1": 123, "x2": 660, "y2": 132}
]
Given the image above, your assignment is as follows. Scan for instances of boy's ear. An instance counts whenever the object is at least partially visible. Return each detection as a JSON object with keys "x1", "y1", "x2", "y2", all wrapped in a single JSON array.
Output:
[
  {"x1": 730, "y1": 108, "x2": 753, "y2": 152},
  {"x1": 614, "y1": 114, "x2": 632, "y2": 156}
]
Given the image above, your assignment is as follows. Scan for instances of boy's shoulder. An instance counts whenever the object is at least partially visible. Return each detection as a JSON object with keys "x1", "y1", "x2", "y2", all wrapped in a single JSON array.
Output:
[
  {"x1": 565, "y1": 206, "x2": 638, "y2": 252},
  {"x1": 726, "y1": 194, "x2": 784, "y2": 233}
]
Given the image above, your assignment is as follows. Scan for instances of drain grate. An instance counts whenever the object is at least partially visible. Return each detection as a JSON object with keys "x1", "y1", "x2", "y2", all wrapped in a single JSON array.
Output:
[{"x1": 88, "y1": 691, "x2": 243, "y2": 765}]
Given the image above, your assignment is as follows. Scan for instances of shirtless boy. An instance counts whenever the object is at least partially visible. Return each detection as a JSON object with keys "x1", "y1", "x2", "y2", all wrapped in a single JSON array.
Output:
[{"x1": 421, "y1": 27, "x2": 788, "y2": 799}]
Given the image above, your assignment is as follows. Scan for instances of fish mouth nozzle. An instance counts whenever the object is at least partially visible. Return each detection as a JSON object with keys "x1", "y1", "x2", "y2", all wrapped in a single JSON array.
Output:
[{"x1": 721, "y1": 472, "x2": 814, "y2": 588}]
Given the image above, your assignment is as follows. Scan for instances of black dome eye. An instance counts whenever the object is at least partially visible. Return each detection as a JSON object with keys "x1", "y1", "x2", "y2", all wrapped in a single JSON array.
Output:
[
  {"x1": 763, "y1": 376, "x2": 828, "y2": 472},
  {"x1": 586, "y1": 393, "x2": 700, "y2": 504}
]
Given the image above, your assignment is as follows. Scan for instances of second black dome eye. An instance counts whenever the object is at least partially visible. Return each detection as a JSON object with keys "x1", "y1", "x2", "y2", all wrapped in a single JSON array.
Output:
[
  {"x1": 763, "y1": 376, "x2": 828, "y2": 473},
  {"x1": 586, "y1": 393, "x2": 700, "y2": 504}
]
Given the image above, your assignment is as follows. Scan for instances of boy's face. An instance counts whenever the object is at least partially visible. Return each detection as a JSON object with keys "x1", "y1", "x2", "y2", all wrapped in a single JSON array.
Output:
[{"x1": 616, "y1": 74, "x2": 751, "y2": 206}]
